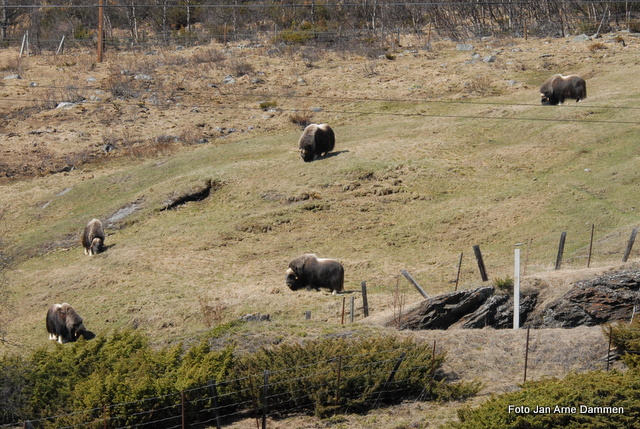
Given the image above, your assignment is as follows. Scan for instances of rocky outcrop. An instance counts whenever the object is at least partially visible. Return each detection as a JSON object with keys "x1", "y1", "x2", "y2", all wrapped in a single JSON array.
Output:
[
  {"x1": 526, "y1": 270, "x2": 640, "y2": 328},
  {"x1": 396, "y1": 287, "x2": 539, "y2": 330},
  {"x1": 460, "y1": 291, "x2": 538, "y2": 329},
  {"x1": 397, "y1": 287, "x2": 494, "y2": 330},
  {"x1": 394, "y1": 269, "x2": 640, "y2": 330}
]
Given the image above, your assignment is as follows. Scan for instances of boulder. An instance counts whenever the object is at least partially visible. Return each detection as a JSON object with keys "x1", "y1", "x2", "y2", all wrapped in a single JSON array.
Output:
[
  {"x1": 394, "y1": 269, "x2": 640, "y2": 331},
  {"x1": 397, "y1": 287, "x2": 494, "y2": 330},
  {"x1": 526, "y1": 270, "x2": 640, "y2": 328}
]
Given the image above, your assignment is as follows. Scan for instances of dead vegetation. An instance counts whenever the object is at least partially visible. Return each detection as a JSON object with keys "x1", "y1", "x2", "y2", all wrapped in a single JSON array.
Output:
[{"x1": 1, "y1": 32, "x2": 639, "y2": 427}]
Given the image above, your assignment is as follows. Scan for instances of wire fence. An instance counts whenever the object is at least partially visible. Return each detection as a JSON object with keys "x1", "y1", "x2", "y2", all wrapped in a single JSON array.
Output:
[
  {"x1": 2, "y1": 325, "x2": 636, "y2": 429},
  {"x1": 0, "y1": 345, "x2": 444, "y2": 429}
]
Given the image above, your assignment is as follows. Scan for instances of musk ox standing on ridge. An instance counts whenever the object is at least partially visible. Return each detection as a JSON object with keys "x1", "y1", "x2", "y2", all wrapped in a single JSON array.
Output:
[
  {"x1": 46, "y1": 303, "x2": 89, "y2": 343},
  {"x1": 82, "y1": 218, "x2": 105, "y2": 255},
  {"x1": 298, "y1": 124, "x2": 335, "y2": 162},
  {"x1": 285, "y1": 254, "x2": 345, "y2": 294},
  {"x1": 540, "y1": 74, "x2": 587, "y2": 105}
]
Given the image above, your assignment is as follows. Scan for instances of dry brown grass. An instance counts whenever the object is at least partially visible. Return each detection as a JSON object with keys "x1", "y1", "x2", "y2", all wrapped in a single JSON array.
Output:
[{"x1": 1, "y1": 32, "x2": 639, "y2": 427}]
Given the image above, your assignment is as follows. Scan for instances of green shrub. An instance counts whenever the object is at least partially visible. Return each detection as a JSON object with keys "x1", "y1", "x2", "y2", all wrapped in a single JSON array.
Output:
[
  {"x1": 233, "y1": 335, "x2": 479, "y2": 418},
  {"x1": 274, "y1": 30, "x2": 315, "y2": 45},
  {"x1": 0, "y1": 331, "x2": 478, "y2": 426},
  {"x1": 494, "y1": 276, "x2": 514, "y2": 295},
  {"x1": 0, "y1": 355, "x2": 32, "y2": 424},
  {"x1": 447, "y1": 370, "x2": 640, "y2": 429},
  {"x1": 3, "y1": 329, "x2": 234, "y2": 428},
  {"x1": 259, "y1": 100, "x2": 278, "y2": 110},
  {"x1": 610, "y1": 318, "x2": 640, "y2": 368}
]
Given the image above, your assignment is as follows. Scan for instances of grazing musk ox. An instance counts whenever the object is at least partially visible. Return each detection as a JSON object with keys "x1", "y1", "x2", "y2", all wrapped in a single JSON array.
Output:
[
  {"x1": 285, "y1": 254, "x2": 345, "y2": 294},
  {"x1": 540, "y1": 74, "x2": 587, "y2": 105},
  {"x1": 298, "y1": 124, "x2": 335, "y2": 162},
  {"x1": 46, "y1": 303, "x2": 88, "y2": 343},
  {"x1": 82, "y1": 218, "x2": 105, "y2": 255}
]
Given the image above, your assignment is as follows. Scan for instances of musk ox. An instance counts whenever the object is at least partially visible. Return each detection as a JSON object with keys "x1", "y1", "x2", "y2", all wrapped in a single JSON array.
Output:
[
  {"x1": 285, "y1": 253, "x2": 344, "y2": 294},
  {"x1": 298, "y1": 124, "x2": 335, "y2": 162},
  {"x1": 82, "y1": 218, "x2": 105, "y2": 255},
  {"x1": 46, "y1": 303, "x2": 89, "y2": 343},
  {"x1": 540, "y1": 74, "x2": 587, "y2": 105}
]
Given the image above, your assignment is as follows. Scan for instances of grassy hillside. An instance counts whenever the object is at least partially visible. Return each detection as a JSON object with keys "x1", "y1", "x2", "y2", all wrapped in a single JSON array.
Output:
[{"x1": 1, "y1": 35, "x2": 639, "y2": 422}]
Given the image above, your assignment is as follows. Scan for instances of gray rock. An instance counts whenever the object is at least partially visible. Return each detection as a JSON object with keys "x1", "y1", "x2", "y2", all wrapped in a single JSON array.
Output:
[
  {"x1": 56, "y1": 102, "x2": 77, "y2": 110},
  {"x1": 483, "y1": 55, "x2": 497, "y2": 63},
  {"x1": 456, "y1": 43, "x2": 474, "y2": 51},
  {"x1": 4, "y1": 73, "x2": 21, "y2": 80},
  {"x1": 527, "y1": 270, "x2": 640, "y2": 328},
  {"x1": 239, "y1": 313, "x2": 271, "y2": 322},
  {"x1": 572, "y1": 34, "x2": 591, "y2": 42},
  {"x1": 397, "y1": 287, "x2": 494, "y2": 330},
  {"x1": 223, "y1": 75, "x2": 236, "y2": 84}
]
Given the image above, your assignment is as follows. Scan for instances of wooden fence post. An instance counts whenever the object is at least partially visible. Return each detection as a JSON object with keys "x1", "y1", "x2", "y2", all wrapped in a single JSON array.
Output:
[
  {"x1": 400, "y1": 270, "x2": 428, "y2": 298},
  {"x1": 181, "y1": 389, "x2": 186, "y2": 429},
  {"x1": 305, "y1": 310, "x2": 311, "y2": 320},
  {"x1": 454, "y1": 252, "x2": 463, "y2": 291},
  {"x1": 606, "y1": 326, "x2": 613, "y2": 372},
  {"x1": 350, "y1": 295, "x2": 355, "y2": 323},
  {"x1": 335, "y1": 355, "x2": 343, "y2": 404},
  {"x1": 622, "y1": 227, "x2": 638, "y2": 263},
  {"x1": 341, "y1": 296, "x2": 346, "y2": 325},
  {"x1": 374, "y1": 352, "x2": 406, "y2": 408},
  {"x1": 513, "y1": 248, "x2": 520, "y2": 330},
  {"x1": 56, "y1": 35, "x2": 65, "y2": 55},
  {"x1": 98, "y1": 0, "x2": 104, "y2": 62},
  {"x1": 473, "y1": 245, "x2": 488, "y2": 281},
  {"x1": 361, "y1": 281, "x2": 369, "y2": 317},
  {"x1": 555, "y1": 232, "x2": 567, "y2": 270},
  {"x1": 428, "y1": 339, "x2": 437, "y2": 392},
  {"x1": 262, "y1": 370, "x2": 269, "y2": 429},
  {"x1": 209, "y1": 380, "x2": 221, "y2": 429},
  {"x1": 19, "y1": 31, "x2": 28, "y2": 57},
  {"x1": 588, "y1": 224, "x2": 595, "y2": 268},
  {"x1": 523, "y1": 327, "x2": 530, "y2": 383}
]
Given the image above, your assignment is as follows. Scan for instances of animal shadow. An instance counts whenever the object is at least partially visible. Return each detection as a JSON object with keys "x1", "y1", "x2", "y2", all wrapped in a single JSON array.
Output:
[
  {"x1": 318, "y1": 150, "x2": 349, "y2": 160},
  {"x1": 80, "y1": 330, "x2": 96, "y2": 340}
]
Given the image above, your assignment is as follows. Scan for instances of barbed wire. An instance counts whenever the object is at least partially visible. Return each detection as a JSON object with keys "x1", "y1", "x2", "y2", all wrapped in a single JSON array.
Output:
[{"x1": 1, "y1": 329, "x2": 628, "y2": 429}]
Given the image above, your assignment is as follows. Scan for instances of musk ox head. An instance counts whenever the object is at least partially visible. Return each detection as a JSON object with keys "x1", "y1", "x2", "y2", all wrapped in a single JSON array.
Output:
[
  {"x1": 285, "y1": 267, "x2": 304, "y2": 291},
  {"x1": 82, "y1": 218, "x2": 105, "y2": 255},
  {"x1": 540, "y1": 74, "x2": 586, "y2": 105}
]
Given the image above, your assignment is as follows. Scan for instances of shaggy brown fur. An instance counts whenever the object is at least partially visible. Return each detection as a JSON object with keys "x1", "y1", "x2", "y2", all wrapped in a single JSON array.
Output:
[
  {"x1": 46, "y1": 303, "x2": 87, "y2": 343},
  {"x1": 285, "y1": 253, "x2": 345, "y2": 294},
  {"x1": 82, "y1": 218, "x2": 105, "y2": 255},
  {"x1": 298, "y1": 124, "x2": 335, "y2": 162},
  {"x1": 540, "y1": 74, "x2": 587, "y2": 105}
]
